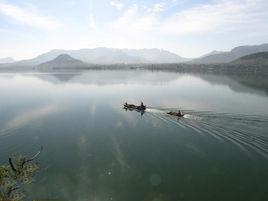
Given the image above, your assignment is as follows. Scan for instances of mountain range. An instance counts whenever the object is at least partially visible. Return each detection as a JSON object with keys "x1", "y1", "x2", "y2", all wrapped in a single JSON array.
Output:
[
  {"x1": 190, "y1": 43, "x2": 268, "y2": 64},
  {"x1": 1, "y1": 44, "x2": 268, "y2": 68},
  {"x1": 11, "y1": 48, "x2": 188, "y2": 66}
]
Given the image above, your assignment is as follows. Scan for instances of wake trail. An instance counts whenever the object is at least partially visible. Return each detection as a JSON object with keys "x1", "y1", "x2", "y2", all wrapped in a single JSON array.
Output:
[{"x1": 146, "y1": 107, "x2": 268, "y2": 159}]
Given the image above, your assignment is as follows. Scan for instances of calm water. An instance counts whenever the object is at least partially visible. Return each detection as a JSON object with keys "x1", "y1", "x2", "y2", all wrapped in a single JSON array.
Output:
[{"x1": 0, "y1": 70, "x2": 268, "y2": 201}]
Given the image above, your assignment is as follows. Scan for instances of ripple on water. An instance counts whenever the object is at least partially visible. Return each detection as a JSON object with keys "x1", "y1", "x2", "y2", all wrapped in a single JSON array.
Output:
[{"x1": 147, "y1": 108, "x2": 268, "y2": 159}]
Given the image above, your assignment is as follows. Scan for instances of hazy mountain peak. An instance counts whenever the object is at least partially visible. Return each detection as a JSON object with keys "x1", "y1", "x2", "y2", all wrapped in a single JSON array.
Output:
[
  {"x1": 201, "y1": 50, "x2": 225, "y2": 58},
  {"x1": 190, "y1": 43, "x2": 268, "y2": 64},
  {"x1": 37, "y1": 54, "x2": 88, "y2": 70},
  {"x1": 231, "y1": 43, "x2": 268, "y2": 52},
  {"x1": 41, "y1": 54, "x2": 85, "y2": 64},
  {"x1": 0, "y1": 57, "x2": 15, "y2": 64},
  {"x1": 53, "y1": 54, "x2": 77, "y2": 62},
  {"x1": 232, "y1": 52, "x2": 268, "y2": 66},
  {"x1": 122, "y1": 48, "x2": 189, "y2": 63}
]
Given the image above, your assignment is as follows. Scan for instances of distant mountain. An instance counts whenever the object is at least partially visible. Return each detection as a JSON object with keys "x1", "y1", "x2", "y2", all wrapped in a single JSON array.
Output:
[
  {"x1": 231, "y1": 52, "x2": 268, "y2": 66},
  {"x1": 191, "y1": 43, "x2": 268, "y2": 64},
  {"x1": 200, "y1": 50, "x2": 226, "y2": 58},
  {"x1": 37, "y1": 54, "x2": 89, "y2": 70},
  {"x1": 13, "y1": 48, "x2": 187, "y2": 66},
  {"x1": 0, "y1": 57, "x2": 15, "y2": 64},
  {"x1": 123, "y1": 48, "x2": 189, "y2": 63}
]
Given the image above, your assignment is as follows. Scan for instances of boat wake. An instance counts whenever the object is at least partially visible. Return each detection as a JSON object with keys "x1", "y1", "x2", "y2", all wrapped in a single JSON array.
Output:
[{"x1": 146, "y1": 108, "x2": 268, "y2": 159}]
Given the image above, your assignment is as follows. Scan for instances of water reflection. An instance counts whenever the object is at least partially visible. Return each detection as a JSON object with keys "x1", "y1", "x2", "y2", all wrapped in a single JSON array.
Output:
[
  {"x1": 1, "y1": 71, "x2": 268, "y2": 115},
  {"x1": 0, "y1": 70, "x2": 268, "y2": 201},
  {"x1": 0, "y1": 104, "x2": 57, "y2": 136},
  {"x1": 27, "y1": 70, "x2": 268, "y2": 95}
]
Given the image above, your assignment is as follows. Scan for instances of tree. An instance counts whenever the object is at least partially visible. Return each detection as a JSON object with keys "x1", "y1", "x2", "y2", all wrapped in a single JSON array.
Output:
[{"x1": 0, "y1": 147, "x2": 42, "y2": 201}]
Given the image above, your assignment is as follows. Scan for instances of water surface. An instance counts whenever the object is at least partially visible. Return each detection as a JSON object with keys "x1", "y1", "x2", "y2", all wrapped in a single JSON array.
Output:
[{"x1": 0, "y1": 70, "x2": 268, "y2": 201}]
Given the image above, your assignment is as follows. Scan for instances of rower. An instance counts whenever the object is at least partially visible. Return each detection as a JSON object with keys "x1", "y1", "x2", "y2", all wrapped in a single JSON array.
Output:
[{"x1": 141, "y1": 102, "x2": 145, "y2": 110}]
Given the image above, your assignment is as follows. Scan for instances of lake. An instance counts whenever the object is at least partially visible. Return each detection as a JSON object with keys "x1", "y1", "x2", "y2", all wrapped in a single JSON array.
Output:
[{"x1": 0, "y1": 70, "x2": 268, "y2": 201}]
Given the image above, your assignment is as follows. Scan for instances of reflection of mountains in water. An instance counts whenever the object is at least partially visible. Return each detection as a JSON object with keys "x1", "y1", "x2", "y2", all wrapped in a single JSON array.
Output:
[
  {"x1": 147, "y1": 108, "x2": 268, "y2": 159},
  {"x1": 33, "y1": 71, "x2": 268, "y2": 95},
  {"x1": 197, "y1": 73, "x2": 268, "y2": 95},
  {"x1": 34, "y1": 71, "x2": 181, "y2": 85}
]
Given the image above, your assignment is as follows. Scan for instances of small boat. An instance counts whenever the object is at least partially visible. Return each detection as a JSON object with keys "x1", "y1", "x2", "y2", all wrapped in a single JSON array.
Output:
[
  {"x1": 167, "y1": 111, "x2": 184, "y2": 117},
  {"x1": 124, "y1": 102, "x2": 146, "y2": 111}
]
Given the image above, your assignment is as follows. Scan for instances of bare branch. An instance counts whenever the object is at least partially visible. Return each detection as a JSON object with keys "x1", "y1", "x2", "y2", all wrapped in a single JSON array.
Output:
[
  {"x1": 22, "y1": 146, "x2": 43, "y2": 167},
  {"x1": 8, "y1": 158, "x2": 17, "y2": 172}
]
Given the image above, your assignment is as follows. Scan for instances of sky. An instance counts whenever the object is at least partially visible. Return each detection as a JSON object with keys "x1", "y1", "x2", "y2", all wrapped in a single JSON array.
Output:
[{"x1": 0, "y1": 0, "x2": 268, "y2": 60}]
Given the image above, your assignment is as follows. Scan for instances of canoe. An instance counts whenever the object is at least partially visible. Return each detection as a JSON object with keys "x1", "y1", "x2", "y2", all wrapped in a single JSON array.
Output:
[
  {"x1": 167, "y1": 111, "x2": 184, "y2": 117},
  {"x1": 124, "y1": 103, "x2": 146, "y2": 111}
]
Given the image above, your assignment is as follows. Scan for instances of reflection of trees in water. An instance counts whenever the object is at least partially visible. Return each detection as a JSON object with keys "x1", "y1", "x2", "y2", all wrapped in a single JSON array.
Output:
[
  {"x1": 233, "y1": 75, "x2": 268, "y2": 94},
  {"x1": 34, "y1": 70, "x2": 181, "y2": 86},
  {"x1": 196, "y1": 73, "x2": 268, "y2": 95},
  {"x1": 6, "y1": 69, "x2": 267, "y2": 96},
  {"x1": 36, "y1": 70, "x2": 268, "y2": 95}
]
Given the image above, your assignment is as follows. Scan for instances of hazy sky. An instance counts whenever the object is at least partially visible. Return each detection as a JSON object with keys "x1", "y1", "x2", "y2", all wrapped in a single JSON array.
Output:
[{"x1": 0, "y1": 0, "x2": 268, "y2": 59}]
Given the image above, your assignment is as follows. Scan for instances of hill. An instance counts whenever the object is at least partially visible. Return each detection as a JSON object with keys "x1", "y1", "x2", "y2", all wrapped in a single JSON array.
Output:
[
  {"x1": 231, "y1": 52, "x2": 268, "y2": 66},
  {"x1": 191, "y1": 43, "x2": 268, "y2": 64},
  {"x1": 37, "y1": 54, "x2": 89, "y2": 70}
]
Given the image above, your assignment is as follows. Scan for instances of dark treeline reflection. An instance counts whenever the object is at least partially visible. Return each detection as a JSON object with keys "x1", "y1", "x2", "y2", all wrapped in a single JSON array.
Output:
[{"x1": 32, "y1": 70, "x2": 268, "y2": 95}]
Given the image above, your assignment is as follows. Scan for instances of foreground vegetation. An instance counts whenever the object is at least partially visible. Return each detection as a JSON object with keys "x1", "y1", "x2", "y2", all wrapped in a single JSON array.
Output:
[{"x1": 0, "y1": 147, "x2": 42, "y2": 201}]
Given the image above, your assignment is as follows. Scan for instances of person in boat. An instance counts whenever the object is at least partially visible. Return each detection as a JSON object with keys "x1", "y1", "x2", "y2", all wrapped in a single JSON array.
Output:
[{"x1": 140, "y1": 102, "x2": 145, "y2": 110}]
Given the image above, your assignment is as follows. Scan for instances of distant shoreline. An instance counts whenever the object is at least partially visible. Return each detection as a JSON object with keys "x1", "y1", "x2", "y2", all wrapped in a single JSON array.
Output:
[{"x1": 0, "y1": 63, "x2": 267, "y2": 78}]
